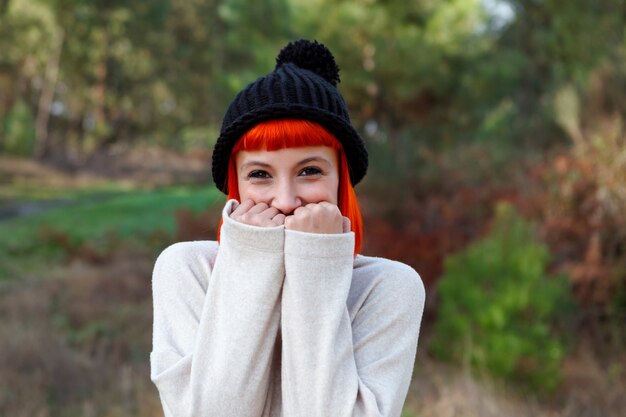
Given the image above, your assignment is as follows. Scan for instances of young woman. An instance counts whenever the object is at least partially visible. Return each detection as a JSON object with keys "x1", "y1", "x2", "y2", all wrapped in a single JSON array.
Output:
[{"x1": 151, "y1": 40, "x2": 425, "y2": 417}]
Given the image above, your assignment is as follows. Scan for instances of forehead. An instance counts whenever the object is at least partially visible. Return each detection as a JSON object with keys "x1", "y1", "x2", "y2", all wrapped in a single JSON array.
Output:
[{"x1": 235, "y1": 146, "x2": 337, "y2": 167}]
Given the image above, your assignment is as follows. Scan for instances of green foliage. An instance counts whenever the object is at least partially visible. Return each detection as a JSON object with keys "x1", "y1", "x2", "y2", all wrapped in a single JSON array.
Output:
[
  {"x1": 1, "y1": 99, "x2": 36, "y2": 156},
  {"x1": 430, "y1": 203, "x2": 572, "y2": 393},
  {"x1": 179, "y1": 124, "x2": 220, "y2": 152},
  {"x1": 2, "y1": 0, "x2": 623, "y2": 162}
]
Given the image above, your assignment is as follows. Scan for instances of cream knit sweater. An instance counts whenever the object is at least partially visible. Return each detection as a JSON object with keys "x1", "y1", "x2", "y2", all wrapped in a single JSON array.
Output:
[{"x1": 151, "y1": 200, "x2": 425, "y2": 417}]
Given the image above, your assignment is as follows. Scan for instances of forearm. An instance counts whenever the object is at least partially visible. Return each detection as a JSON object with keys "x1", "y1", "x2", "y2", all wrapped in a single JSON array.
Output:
[
  {"x1": 151, "y1": 201, "x2": 285, "y2": 417},
  {"x1": 280, "y1": 229, "x2": 424, "y2": 417},
  {"x1": 281, "y1": 231, "x2": 360, "y2": 415}
]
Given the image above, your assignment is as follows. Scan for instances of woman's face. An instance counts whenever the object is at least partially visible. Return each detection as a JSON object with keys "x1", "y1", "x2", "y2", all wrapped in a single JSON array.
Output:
[{"x1": 235, "y1": 146, "x2": 339, "y2": 215}]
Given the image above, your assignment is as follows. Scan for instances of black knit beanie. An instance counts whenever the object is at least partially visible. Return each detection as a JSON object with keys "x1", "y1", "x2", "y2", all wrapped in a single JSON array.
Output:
[{"x1": 211, "y1": 39, "x2": 368, "y2": 193}]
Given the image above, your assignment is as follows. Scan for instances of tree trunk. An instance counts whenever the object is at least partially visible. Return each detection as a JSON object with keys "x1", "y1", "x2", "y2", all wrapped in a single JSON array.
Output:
[
  {"x1": 35, "y1": 29, "x2": 64, "y2": 159},
  {"x1": 84, "y1": 25, "x2": 110, "y2": 161},
  {"x1": 1, "y1": 0, "x2": 16, "y2": 150}
]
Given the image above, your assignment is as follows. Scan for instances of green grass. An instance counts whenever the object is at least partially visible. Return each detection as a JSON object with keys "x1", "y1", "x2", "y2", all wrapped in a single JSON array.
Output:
[
  {"x1": 0, "y1": 185, "x2": 223, "y2": 281},
  {"x1": 400, "y1": 410, "x2": 419, "y2": 417}
]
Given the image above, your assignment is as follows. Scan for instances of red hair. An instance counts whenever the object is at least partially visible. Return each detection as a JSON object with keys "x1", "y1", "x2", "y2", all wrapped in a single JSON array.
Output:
[{"x1": 218, "y1": 119, "x2": 363, "y2": 255}]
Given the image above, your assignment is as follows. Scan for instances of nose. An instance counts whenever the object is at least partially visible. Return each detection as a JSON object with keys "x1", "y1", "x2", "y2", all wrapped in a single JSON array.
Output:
[{"x1": 271, "y1": 180, "x2": 301, "y2": 215}]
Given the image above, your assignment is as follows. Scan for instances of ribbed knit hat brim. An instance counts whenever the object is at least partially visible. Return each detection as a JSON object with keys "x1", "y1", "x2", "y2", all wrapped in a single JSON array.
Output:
[{"x1": 211, "y1": 41, "x2": 368, "y2": 193}]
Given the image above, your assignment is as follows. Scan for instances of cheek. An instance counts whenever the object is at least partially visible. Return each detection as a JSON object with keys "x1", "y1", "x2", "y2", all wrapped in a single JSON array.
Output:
[
  {"x1": 328, "y1": 173, "x2": 340, "y2": 204},
  {"x1": 238, "y1": 178, "x2": 339, "y2": 205},
  {"x1": 302, "y1": 179, "x2": 339, "y2": 204},
  {"x1": 237, "y1": 181, "x2": 277, "y2": 205},
  {"x1": 237, "y1": 180, "x2": 263, "y2": 203}
]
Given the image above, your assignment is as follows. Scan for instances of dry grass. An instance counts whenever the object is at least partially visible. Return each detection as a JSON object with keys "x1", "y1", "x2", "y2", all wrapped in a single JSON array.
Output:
[
  {"x1": 0, "y1": 145, "x2": 209, "y2": 190},
  {"x1": 0, "y1": 209, "x2": 624, "y2": 416},
  {"x1": 406, "y1": 360, "x2": 552, "y2": 417},
  {"x1": 404, "y1": 348, "x2": 626, "y2": 417},
  {"x1": 0, "y1": 246, "x2": 161, "y2": 417}
]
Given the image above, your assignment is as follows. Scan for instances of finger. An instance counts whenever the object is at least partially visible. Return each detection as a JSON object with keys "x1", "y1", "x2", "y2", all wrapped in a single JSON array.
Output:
[
  {"x1": 293, "y1": 205, "x2": 309, "y2": 216},
  {"x1": 247, "y1": 201, "x2": 270, "y2": 215},
  {"x1": 284, "y1": 215, "x2": 294, "y2": 229},
  {"x1": 231, "y1": 198, "x2": 255, "y2": 217},
  {"x1": 311, "y1": 201, "x2": 341, "y2": 215},
  {"x1": 258, "y1": 207, "x2": 280, "y2": 226},
  {"x1": 261, "y1": 206, "x2": 280, "y2": 218},
  {"x1": 342, "y1": 216, "x2": 351, "y2": 233},
  {"x1": 272, "y1": 213, "x2": 286, "y2": 226}
]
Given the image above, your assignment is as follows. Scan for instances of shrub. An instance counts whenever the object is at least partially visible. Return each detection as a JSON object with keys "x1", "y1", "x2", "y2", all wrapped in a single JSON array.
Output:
[
  {"x1": 430, "y1": 203, "x2": 573, "y2": 393},
  {"x1": 545, "y1": 77, "x2": 626, "y2": 351}
]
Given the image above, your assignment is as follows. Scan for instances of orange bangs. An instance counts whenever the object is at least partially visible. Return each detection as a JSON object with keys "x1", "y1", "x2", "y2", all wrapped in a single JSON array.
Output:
[{"x1": 220, "y1": 119, "x2": 363, "y2": 256}]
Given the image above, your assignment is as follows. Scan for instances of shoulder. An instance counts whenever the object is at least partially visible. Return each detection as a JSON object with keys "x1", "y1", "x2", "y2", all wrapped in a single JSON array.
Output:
[
  {"x1": 155, "y1": 240, "x2": 218, "y2": 266},
  {"x1": 349, "y1": 255, "x2": 426, "y2": 316},
  {"x1": 354, "y1": 255, "x2": 424, "y2": 295},
  {"x1": 153, "y1": 240, "x2": 218, "y2": 293}
]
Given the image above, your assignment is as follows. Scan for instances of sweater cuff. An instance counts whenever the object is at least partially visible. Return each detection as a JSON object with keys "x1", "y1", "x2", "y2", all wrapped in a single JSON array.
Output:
[
  {"x1": 284, "y1": 228, "x2": 354, "y2": 259},
  {"x1": 221, "y1": 200, "x2": 284, "y2": 253}
]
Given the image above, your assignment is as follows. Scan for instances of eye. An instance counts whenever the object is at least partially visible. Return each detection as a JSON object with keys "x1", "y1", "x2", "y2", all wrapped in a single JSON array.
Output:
[
  {"x1": 247, "y1": 170, "x2": 271, "y2": 179},
  {"x1": 299, "y1": 166, "x2": 323, "y2": 176}
]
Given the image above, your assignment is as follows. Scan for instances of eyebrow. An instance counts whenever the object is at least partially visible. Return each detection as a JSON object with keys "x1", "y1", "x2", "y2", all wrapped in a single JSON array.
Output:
[
  {"x1": 297, "y1": 156, "x2": 332, "y2": 166},
  {"x1": 239, "y1": 156, "x2": 332, "y2": 173}
]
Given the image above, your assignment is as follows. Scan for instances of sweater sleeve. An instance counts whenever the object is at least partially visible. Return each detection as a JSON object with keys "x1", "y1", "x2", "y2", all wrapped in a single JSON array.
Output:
[
  {"x1": 281, "y1": 229, "x2": 425, "y2": 417},
  {"x1": 150, "y1": 200, "x2": 285, "y2": 417}
]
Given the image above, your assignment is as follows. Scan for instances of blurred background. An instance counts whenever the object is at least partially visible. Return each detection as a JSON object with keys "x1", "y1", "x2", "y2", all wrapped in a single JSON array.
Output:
[{"x1": 1, "y1": 0, "x2": 625, "y2": 416}]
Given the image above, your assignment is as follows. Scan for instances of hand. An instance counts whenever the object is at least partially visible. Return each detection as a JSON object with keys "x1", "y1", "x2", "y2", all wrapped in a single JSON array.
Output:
[
  {"x1": 284, "y1": 202, "x2": 345, "y2": 234},
  {"x1": 230, "y1": 199, "x2": 286, "y2": 227}
]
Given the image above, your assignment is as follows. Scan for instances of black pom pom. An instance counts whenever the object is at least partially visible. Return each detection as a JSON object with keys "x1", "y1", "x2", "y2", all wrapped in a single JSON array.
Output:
[{"x1": 276, "y1": 39, "x2": 340, "y2": 86}]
